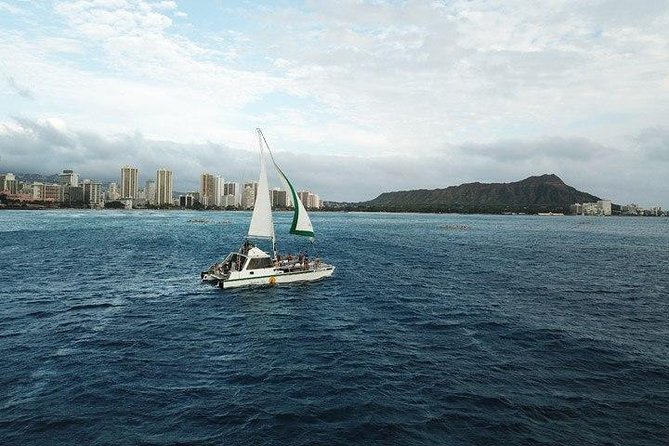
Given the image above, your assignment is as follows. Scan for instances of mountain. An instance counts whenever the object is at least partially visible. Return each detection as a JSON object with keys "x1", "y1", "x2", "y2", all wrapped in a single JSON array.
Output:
[
  {"x1": 356, "y1": 174, "x2": 600, "y2": 214},
  {"x1": 13, "y1": 173, "x2": 60, "y2": 184}
]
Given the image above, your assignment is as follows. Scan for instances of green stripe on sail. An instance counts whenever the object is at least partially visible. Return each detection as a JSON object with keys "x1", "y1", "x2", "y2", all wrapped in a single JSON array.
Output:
[
  {"x1": 276, "y1": 166, "x2": 314, "y2": 238},
  {"x1": 292, "y1": 229, "x2": 315, "y2": 237}
]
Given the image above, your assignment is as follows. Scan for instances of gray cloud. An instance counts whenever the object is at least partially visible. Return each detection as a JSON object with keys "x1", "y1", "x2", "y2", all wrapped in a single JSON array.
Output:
[
  {"x1": 458, "y1": 137, "x2": 612, "y2": 162},
  {"x1": 633, "y1": 126, "x2": 669, "y2": 162},
  {"x1": 0, "y1": 117, "x2": 667, "y2": 206},
  {"x1": 6, "y1": 76, "x2": 34, "y2": 99}
]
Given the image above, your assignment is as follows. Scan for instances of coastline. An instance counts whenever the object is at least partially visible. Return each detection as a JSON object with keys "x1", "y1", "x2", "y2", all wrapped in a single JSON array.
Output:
[{"x1": 1, "y1": 206, "x2": 666, "y2": 217}]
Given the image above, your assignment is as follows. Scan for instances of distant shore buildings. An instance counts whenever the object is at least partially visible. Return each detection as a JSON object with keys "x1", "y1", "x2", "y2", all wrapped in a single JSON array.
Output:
[
  {"x1": 571, "y1": 199, "x2": 663, "y2": 216},
  {"x1": 156, "y1": 168, "x2": 173, "y2": 206},
  {"x1": 620, "y1": 203, "x2": 664, "y2": 216},
  {"x1": 0, "y1": 167, "x2": 324, "y2": 211},
  {"x1": 200, "y1": 173, "x2": 222, "y2": 207},
  {"x1": 120, "y1": 166, "x2": 139, "y2": 200},
  {"x1": 570, "y1": 200, "x2": 612, "y2": 216}
]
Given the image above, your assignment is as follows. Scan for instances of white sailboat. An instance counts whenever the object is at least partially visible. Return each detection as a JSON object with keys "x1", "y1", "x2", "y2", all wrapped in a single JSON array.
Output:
[{"x1": 201, "y1": 129, "x2": 335, "y2": 289}]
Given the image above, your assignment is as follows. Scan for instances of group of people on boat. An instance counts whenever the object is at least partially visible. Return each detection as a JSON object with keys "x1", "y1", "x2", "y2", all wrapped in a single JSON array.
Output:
[
  {"x1": 276, "y1": 251, "x2": 321, "y2": 270},
  {"x1": 211, "y1": 259, "x2": 236, "y2": 275},
  {"x1": 204, "y1": 241, "x2": 320, "y2": 280},
  {"x1": 239, "y1": 240, "x2": 319, "y2": 269},
  {"x1": 240, "y1": 240, "x2": 253, "y2": 255}
]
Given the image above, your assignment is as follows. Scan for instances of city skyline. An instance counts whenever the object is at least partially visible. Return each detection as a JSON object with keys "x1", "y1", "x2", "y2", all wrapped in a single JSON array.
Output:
[
  {"x1": 2, "y1": 165, "x2": 664, "y2": 213},
  {"x1": 0, "y1": 1, "x2": 668, "y2": 206},
  {"x1": 0, "y1": 166, "x2": 324, "y2": 210}
]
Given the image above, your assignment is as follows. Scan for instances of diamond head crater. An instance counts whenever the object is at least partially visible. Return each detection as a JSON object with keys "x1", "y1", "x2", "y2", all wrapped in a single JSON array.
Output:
[{"x1": 328, "y1": 174, "x2": 602, "y2": 214}]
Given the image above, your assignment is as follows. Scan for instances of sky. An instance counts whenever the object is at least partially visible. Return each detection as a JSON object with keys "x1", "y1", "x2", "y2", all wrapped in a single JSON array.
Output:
[{"x1": 0, "y1": 0, "x2": 668, "y2": 205}]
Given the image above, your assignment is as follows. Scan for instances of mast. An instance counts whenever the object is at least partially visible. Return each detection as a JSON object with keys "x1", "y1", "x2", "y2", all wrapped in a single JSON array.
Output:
[{"x1": 247, "y1": 129, "x2": 275, "y2": 251}]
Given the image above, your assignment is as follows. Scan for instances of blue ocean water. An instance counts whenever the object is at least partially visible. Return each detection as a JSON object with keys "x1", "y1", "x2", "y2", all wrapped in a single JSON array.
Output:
[{"x1": 1, "y1": 210, "x2": 668, "y2": 445}]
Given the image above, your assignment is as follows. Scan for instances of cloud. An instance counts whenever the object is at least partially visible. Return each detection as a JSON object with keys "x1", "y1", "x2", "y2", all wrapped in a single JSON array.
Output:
[
  {"x1": 458, "y1": 137, "x2": 611, "y2": 162},
  {"x1": 5, "y1": 76, "x2": 34, "y2": 99},
  {"x1": 238, "y1": 0, "x2": 669, "y2": 150},
  {"x1": 633, "y1": 126, "x2": 669, "y2": 162},
  {"x1": 0, "y1": 1, "x2": 667, "y2": 206},
  {"x1": 3, "y1": 0, "x2": 666, "y2": 154},
  {"x1": 1, "y1": 117, "x2": 667, "y2": 206},
  {"x1": 0, "y1": 1, "x2": 24, "y2": 15}
]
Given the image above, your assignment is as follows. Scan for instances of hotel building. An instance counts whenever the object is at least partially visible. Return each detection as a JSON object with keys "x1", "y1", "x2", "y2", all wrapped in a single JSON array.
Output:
[
  {"x1": 156, "y1": 168, "x2": 173, "y2": 206},
  {"x1": 82, "y1": 180, "x2": 103, "y2": 207},
  {"x1": 120, "y1": 166, "x2": 139, "y2": 199},
  {"x1": 200, "y1": 173, "x2": 223, "y2": 207},
  {"x1": 144, "y1": 180, "x2": 156, "y2": 205},
  {"x1": 0, "y1": 173, "x2": 17, "y2": 194},
  {"x1": 59, "y1": 169, "x2": 79, "y2": 187}
]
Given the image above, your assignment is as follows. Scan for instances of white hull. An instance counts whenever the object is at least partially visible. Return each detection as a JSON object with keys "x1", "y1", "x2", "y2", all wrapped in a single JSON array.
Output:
[
  {"x1": 220, "y1": 265, "x2": 335, "y2": 289},
  {"x1": 201, "y1": 272, "x2": 225, "y2": 282}
]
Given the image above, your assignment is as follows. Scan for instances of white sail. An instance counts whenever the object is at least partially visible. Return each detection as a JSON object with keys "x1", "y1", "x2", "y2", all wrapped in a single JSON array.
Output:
[
  {"x1": 247, "y1": 132, "x2": 275, "y2": 240},
  {"x1": 258, "y1": 130, "x2": 314, "y2": 239},
  {"x1": 276, "y1": 169, "x2": 314, "y2": 238}
]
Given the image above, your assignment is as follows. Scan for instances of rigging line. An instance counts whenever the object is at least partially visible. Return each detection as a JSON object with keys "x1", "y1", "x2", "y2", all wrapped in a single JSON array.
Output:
[
  {"x1": 258, "y1": 128, "x2": 297, "y2": 210},
  {"x1": 258, "y1": 128, "x2": 285, "y2": 175},
  {"x1": 257, "y1": 128, "x2": 277, "y2": 167},
  {"x1": 257, "y1": 127, "x2": 285, "y2": 204}
]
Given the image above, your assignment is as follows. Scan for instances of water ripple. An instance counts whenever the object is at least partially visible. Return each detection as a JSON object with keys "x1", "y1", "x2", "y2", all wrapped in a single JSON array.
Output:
[{"x1": 0, "y1": 210, "x2": 668, "y2": 445}]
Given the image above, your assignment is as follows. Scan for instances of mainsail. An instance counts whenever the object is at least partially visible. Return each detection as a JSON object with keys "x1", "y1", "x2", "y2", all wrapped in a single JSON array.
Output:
[
  {"x1": 258, "y1": 129, "x2": 315, "y2": 239},
  {"x1": 247, "y1": 131, "x2": 275, "y2": 240}
]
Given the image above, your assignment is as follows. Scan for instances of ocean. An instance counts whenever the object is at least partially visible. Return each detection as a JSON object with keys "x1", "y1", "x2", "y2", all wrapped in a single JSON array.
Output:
[{"x1": 1, "y1": 210, "x2": 668, "y2": 445}]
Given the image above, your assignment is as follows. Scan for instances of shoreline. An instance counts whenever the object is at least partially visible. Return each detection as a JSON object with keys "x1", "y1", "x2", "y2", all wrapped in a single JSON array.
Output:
[{"x1": 1, "y1": 206, "x2": 666, "y2": 218}]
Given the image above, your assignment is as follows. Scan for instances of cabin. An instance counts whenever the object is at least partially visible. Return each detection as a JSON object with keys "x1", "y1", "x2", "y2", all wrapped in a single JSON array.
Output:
[{"x1": 223, "y1": 246, "x2": 273, "y2": 273}]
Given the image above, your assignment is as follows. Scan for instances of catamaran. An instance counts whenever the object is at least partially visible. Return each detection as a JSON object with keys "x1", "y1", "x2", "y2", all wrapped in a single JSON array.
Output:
[{"x1": 200, "y1": 129, "x2": 335, "y2": 289}]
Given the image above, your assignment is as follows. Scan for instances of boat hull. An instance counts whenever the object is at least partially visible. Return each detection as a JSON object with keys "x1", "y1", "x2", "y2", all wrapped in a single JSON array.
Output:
[
  {"x1": 201, "y1": 271, "x2": 225, "y2": 283},
  {"x1": 219, "y1": 265, "x2": 335, "y2": 289}
]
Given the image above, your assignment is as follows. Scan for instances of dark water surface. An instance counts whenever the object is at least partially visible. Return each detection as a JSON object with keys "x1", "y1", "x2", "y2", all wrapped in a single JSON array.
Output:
[{"x1": 1, "y1": 210, "x2": 668, "y2": 445}]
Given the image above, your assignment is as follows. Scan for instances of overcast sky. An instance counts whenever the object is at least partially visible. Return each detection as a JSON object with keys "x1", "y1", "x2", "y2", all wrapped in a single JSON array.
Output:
[{"x1": 1, "y1": 0, "x2": 668, "y2": 205}]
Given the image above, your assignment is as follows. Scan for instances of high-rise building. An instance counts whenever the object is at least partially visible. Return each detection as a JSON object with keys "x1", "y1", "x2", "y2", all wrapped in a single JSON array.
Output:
[
  {"x1": 222, "y1": 195, "x2": 238, "y2": 207},
  {"x1": 106, "y1": 182, "x2": 120, "y2": 201},
  {"x1": 44, "y1": 184, "x2": 62, "y2": 202},
  {"x1": 59, "y1": 169, "x2": 79, "y2": 187},
  {"x1": 57, "y1": 170, "x2": 79, "y2": 203},
  {"x1": 144, "y1": 180, "x2": 156, "y2": 205},
  {"x1": 82, "y1": 180, "x2": 103, "y2": 207},
  {"x1": 598, "y1": 200, "x2": 612, "y2": 216},
  {"x1": 649, "y1": 206, "x2": 663, "y2": 216},
  {"x1": 242, "y1": 182, "x2": 257, "y2": 209},
  {"x1": 298, "y1": 191, "x2": 309, "y2": 208},
  {"x1": 120, "y1": 166, "x2": 139, "y2": 199},
  {"x1": 0, "y1": 173, "x2": 17, "y2": 194},
  {"x1": 61, "y1": 185, "x2": 83, "y2": 204},
  {"x1": 271, "y1": 188, "x2": 287, "y2": 208},
  {"x1": 200, "y1": 173, "x2": 223, "y2": 207},
  {"x1": 156, "y1": 168, "x2": 173, "y2": 206},
  {"x1": 308, "y1": 193, "x2": 321, "y2": 209},
  {"x1": 179, "y1": 194, "x2": 195, "y2": 208},
  {"x1": 31, "y1": 182, "x2": 44, "y2": 200},
  {"x1": 575, "y1": 199, "x2": 613, "y2": 216},
  {"x1": 621, "y1": 203, "x2": 640, "y2": 215},
  {"x1": 244, "y1": 182, "x2": 258, "y2": 199},
  {"x1": 222, "y1": 182, "x2": 240, "y2": 207},
  {"x1": 223, "y1": 182, "x2": 237, "y2": 196},
  {"x1": 297, "y1": 190, "x2": 321, "y2": 209}
]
